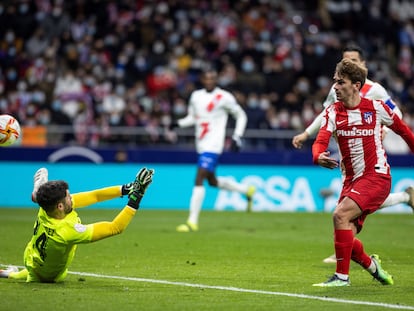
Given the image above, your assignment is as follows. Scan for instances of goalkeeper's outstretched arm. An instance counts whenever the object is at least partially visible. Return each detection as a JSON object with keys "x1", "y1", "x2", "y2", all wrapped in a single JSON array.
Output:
[
  {"x1": 89, "y1": 168, "x2": 154, "y2": 241},
  {"x1": 71, "y1": 183, "x2": 136, "y2": 209}
]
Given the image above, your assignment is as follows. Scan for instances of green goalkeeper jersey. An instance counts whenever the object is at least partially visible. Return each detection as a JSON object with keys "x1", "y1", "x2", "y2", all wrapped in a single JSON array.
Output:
[
  {"x1": 24, "y1": 199, "x2": 93, "y2": 282},
  {"x1": 18, "y1": 185, "x2": 134, "y2": 283}
]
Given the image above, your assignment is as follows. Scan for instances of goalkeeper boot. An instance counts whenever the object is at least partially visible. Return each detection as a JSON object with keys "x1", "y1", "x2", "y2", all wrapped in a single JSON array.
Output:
[
  {"x1": 312, "y1": 274, "x2": 350, "y2": 287},
  {"x1": 246, "y1": 185, "x2": 256, "y2": 212},
  {"x1": 31, "y1": 168, "x2": 48, "y2": 203},
  {"x1": 405, "y1": 186, "x2": 414, "y2": 212},
  {"x1": 323, "y1": 254, "x2": 337, "y2": 264},
  {"x1": 369, "y1": 254, "x2": 394, "y2": 285},
  {"x1": 0, "y1": 266, "x2": 18, "y2": 278},
  {"x1": 176, "y1": 221, "x2": 198, "y2": 233}
]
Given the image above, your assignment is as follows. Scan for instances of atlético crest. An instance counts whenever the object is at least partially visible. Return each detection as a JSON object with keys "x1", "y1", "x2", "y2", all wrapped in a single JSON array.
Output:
[{"x1": 363, "y1": 112, "x2": 373, "y2": 124}]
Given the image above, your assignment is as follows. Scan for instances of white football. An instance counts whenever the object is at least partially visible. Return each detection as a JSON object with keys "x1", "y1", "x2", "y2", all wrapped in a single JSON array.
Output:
[{"x1": 0, "y1": 114, "x2": 21, "y2": 147}]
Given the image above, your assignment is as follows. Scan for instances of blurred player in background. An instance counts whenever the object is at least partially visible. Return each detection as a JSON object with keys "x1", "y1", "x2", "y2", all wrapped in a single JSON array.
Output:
[
  {"x1": 174, "y1": 69, "x2": 256, "y2": 232},
  {"x1": 312, "y1": 58, "x2": 414, "y2": 287},
  {"x1": 0, "y1": 167, "x2": 154, "y2": 283},
  {"x1": 292, "y1": 45, "x2": 414, "y2": 263}
]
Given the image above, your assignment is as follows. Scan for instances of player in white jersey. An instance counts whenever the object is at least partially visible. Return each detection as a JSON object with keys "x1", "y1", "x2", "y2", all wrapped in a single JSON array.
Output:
[
  {"x1": 292, "y1": 45, "x2": 414, "y2": 263},
  {"x1": 175, "y1": 69, "x2": 256, "y2": 232}
]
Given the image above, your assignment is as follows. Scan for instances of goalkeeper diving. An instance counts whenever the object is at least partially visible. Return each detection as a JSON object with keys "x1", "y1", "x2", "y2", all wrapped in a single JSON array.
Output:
[{"x1": 0, "y1": 167, "x2": 154, "y2": 283}]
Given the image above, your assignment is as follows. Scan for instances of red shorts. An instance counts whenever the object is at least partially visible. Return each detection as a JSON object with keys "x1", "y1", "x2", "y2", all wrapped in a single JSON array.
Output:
[{"x1": 339, "y1": 174, "x2": 391, "y2": 233}]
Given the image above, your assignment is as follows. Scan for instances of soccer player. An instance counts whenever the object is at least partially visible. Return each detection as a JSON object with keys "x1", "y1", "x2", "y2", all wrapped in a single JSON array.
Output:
[
  {"x1": 174, "y1": 69, "x2": 256, "y2": 232},
  {"x1": 0, "y1": 167, "x2": 154, "y2": 283},
  {"x1": 292, "y1": 45, "x2": 414, "y2": 264},
  {"x1": 312, "y1": 58, "x2": 414, "y2": 287}
]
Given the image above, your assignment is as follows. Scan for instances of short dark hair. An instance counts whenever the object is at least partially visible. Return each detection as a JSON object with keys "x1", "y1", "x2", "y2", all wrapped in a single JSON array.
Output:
[
  {"x1": 36, "y1": 180, "x2": 69, "y2": 213},
  {"x1": 335, "y1": 58, "x2": 367, "y2": 88},
  {"x1": 342, "y1": 44, "x2": 365, "y2": 61}
]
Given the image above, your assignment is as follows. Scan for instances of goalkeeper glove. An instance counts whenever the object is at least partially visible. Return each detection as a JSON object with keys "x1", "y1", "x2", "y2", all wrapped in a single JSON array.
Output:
[
  {"x1": 121, "y1": 183, "x2": 133, "y2": 196},
  {"x1": 127, "y1": 167, "x2": 155, "y2": 210},
  {"x1": 230, "y1": 135, "x2": 242, "y2": 152}
]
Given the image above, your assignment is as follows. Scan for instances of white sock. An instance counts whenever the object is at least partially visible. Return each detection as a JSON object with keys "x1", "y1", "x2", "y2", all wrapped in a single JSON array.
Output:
[
  {"x1": 380, "y1": 192, "x2": 409, "y2": 209},
  {"x1": 367, "y1": 260, "x2": 376, "y2": 274},
  {"x1": 217, "y1": 177, "x2": 248, "y2": 194},
  {"x1": 188, "y1": 186, "x2": 205, "y2": 225}
]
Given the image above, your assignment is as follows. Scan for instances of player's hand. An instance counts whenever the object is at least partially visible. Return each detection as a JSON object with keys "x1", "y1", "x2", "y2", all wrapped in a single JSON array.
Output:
[
  {"x1": 230, "y1": 135, "x2": 242, "y2": 152},
  {"x1": 292, "y1": 132, "x2": 309, "y2": 149},
  {"x1": 167, "y1": 119, "x2": 178, "y2": 131},
  {"x1": 317, "y1": 151, "x2": 339, "y2": 169},
  {"x1": 127, "y1": 168, "x2": 155, "y2": 210},
  {"x1": 121, "y1": 183, "x2": 133, "y2": 196}
]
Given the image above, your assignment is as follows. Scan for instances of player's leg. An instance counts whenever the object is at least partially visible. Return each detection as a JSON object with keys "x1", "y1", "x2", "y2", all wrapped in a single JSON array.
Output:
[
  {"x1": 380, "y1": 188, "x2": 413, "y2": 210},
  {"x1": 323, "y1": 186, "x2": 410, "y2": 265},
  {"x1": 177, "y1": 153, "x2": 221, "y2": 232},
  {"x1": 31, "y1": 167, "x2": 48, "y2": 203},
  {"x1": 216, "y1": 177, "x2": 256, "y2": 212},
  {"x1": 0, "y1": 266, "x2": 19, "y2": 278},
  {"x1": 176, "y1": 186, "x2": 203, "y2": 232},
  {"x1": 351, "y1": 238, "x2": 393, "y2": 285}
]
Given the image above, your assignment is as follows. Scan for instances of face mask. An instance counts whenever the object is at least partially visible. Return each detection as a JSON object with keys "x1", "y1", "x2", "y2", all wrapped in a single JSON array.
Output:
[
  {"x1": 39, "y1": 113, "x2": 50, "y2": 125},
  {"x1": 241, "y1": 61, "x2": 255, "y2": 72},
  {"x1": 260, "y1": 30, "x2": 271, "y2": 41},
  {"x1": 7, "y1": 70, "x2": 17, "y2": 81},
  {"x1": 247, "y1": 98, "x2": 259, "y2": 108},
  {"x1": 153, "y1": 42, "x2": 165, "y2": 54},
  {"x1": 192, "y1": 28, "x2": 203, "y2": 39},
  {"x1": 315, "y1": 44, "x2": 325, "y2": 56},
  {"x1": 173, "y1": 104, "x2": 186, "y2": 115},
  {"x1": 5, "y1": 32, "x2": 15, "y2": 43},
  {"x1": 19, "y1": 4, "x2": 29, "y2": 14},
  {"x1": 52, "y1": 100, "x2": 62, "y2": 111},
  {"x1": 297, "y1": 81, "x2": 309, "y2": 92},
  {"x1": 110, "y1": 114, "x2": 121, "y2": 124}
]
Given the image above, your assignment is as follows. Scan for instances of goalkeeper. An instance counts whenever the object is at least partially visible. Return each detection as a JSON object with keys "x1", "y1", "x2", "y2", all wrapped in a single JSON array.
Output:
[{"x1": 0, "y1": 167, "x2": 154, "y2": 283}]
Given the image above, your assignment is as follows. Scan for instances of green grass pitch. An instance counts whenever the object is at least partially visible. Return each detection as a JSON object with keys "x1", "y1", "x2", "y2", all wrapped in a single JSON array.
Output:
[{"x1": 1, "y1": 208, "x2": 414, "y2": 311}]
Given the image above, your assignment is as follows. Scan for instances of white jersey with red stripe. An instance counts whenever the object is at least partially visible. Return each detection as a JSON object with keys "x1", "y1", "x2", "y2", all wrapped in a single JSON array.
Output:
[
  {"x1": 177, "y1": 87, "x2": 247, "y2": 154},
  {"x1": 305, "y1": 78, "x2": 402, "y2": 138},
  {"x1": 323, "y1": 78, "x2": 401, "y2": 116},
  {"x1": 313, "y1": 97, "x2": 414, "y2": 181}
]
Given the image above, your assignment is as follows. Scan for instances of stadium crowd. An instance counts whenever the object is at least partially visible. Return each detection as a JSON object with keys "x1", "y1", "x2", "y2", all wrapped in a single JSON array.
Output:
[{"x1": 0, "y1": 0, "x2": 413, "y2": 150}]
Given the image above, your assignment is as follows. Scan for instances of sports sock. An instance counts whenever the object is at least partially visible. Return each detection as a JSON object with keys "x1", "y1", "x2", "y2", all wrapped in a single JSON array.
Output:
[
  {"x1": 217, "y1": 177, "x2": 248, "y2": 194},
  {"x1": 9, "y1": 268, "x2": 28, "y2": 280},
  {"x1": 380, "y1": 191, "x2": 409, "y2": 208},
  {"x1": 351, "y1": 238, "x2": 371, "y2": 269},
  {"x1": 188, "y1": 186, "x2": 205, "y2": 225},
  {"x1": 334, "y1": 229, "x2": 354, "y2": 275}
]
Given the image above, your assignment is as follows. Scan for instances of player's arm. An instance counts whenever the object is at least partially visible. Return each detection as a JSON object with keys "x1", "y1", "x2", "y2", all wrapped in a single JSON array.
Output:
[
  {"x1": 90, "y1": 168, "x2": 154, "y2": 242},
  {"x1": 227, "y1": 96, "x2": 247, "y2": 152},
  {"x1": 292, "y1": 86, "x2": 335, "y2": 149},
  {"x1": 177, "y1": 95, "x2": 196, "y2": 128},
  {"x1": 292, "y1": 111, "x2": 325, "y2": 148},
  {"x1": 312, "y1": 108, "x2": 338, "y2": 169},
  {"x1": 71, "y1": 183, "x2": 135, "y2": 209},
  {"x1": 384, "y1": 107, "x2": 414, "y2": 153}
]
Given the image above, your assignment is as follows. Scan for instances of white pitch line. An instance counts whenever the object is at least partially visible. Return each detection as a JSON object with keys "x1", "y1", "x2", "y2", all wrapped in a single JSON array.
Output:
[{"x1": 69, "y1": 270, "x2": 414, "y2": 310}]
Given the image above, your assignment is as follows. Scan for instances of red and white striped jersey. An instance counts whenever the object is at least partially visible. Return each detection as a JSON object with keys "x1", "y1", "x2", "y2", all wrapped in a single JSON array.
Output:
[
  {"x1": 178, "y1": 87, "x2": 247, "y2": 154},
  {"x1": 313, "y1": 97, "x2": 414, "y2": 181}
]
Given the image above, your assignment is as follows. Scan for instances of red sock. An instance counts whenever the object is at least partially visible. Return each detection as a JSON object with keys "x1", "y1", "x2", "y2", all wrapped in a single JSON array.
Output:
[
  {"x1": 351, "y1": 238, "x2": 371, "y2": 269},
  {"x1": 334, "y1": 229, "x2": 354, "y2": 275}
]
